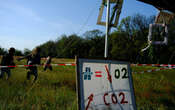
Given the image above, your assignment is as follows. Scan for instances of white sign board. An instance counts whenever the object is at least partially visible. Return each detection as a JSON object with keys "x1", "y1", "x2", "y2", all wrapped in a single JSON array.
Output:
[{"x1": 76, "y1": 59, "x2": 137, "y2": 110}]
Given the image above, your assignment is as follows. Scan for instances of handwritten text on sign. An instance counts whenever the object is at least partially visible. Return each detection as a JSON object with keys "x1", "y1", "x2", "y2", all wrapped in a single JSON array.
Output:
[{"x1": 77, "y1": 59, "x2": 136, "y2": 110}]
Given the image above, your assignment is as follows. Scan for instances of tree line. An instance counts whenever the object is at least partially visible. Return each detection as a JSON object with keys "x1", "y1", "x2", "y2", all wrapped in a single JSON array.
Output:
[
  {"x1": 1, "y1": 13, "x2": 175, "y2": 64},
  {"x1": 0, "y1": 47, "x2": 31, "y2": 56}
]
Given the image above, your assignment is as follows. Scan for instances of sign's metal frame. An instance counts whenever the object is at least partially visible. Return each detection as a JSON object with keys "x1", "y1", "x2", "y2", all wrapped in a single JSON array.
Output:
[{"x1": 76, "y1": 58, "x2": 137, "y2": 110}]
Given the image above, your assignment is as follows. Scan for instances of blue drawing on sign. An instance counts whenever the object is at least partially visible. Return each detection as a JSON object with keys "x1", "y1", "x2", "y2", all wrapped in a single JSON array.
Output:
[{"x1": 83, "y1": 67, "x2": 93, "y2": 80}]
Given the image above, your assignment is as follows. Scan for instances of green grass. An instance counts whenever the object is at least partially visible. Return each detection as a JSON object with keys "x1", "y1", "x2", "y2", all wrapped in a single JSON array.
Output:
[
  {"x1": 132, "y1": 66, "x2": 175, "y2": 110},
  {"x1": 0, "y1": 58, "x2": 175, "y2": 110},
  {"x1": 0, "y1": 58, "x2": 77, "y2": 110}
]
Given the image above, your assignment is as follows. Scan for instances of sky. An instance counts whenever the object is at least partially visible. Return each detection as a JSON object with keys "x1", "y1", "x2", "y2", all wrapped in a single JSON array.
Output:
[{"x1": 0, "y1": 0, "x2": 157, "y2": 51}]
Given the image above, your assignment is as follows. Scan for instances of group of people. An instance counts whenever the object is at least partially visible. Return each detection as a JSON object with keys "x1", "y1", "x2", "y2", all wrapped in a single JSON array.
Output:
[{"x1": 0, "y1": 47, "x2": 52, "y2": 82}]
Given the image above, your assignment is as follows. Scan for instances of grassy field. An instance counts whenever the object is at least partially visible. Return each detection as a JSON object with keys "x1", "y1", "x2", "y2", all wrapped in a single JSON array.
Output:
[
  {"x1": 0, "y1": 58, "x2": 77, "y2": 110},
  {"x1": 132, "y1": 66, "x2": 175, "y2": 110},
  {"x1": 0, "y1": 57, "x2": 175, "y2": 110}
]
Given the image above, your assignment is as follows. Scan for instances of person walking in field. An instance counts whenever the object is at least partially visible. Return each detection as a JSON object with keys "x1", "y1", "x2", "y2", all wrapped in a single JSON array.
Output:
[
  {"x1": 0, "y1": 47, "x2": 16, "y2": 80},
  {"x1": 43, "y1": 55, "x2": 52, "y2": 71},
  {"x1": 17, "y1": 47, "x2": 41, "y2": 83}
]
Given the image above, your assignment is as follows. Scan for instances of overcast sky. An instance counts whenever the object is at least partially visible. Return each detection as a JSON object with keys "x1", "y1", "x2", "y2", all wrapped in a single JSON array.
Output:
[{"x1": 0, "y1": 0, "x2": 157, "y2": 51}]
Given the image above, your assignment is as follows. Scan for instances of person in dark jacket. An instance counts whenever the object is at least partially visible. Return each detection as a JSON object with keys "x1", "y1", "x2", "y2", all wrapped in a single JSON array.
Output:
[
  {"x1": 0, "y1": 47, "x2": 15, "y2": 80},
  {"x1": 17, "y1": 47, "x2": 41, "y2": 82},
  {"x1": 43, "y1": 55, "x2": 52, "y2": 71}
]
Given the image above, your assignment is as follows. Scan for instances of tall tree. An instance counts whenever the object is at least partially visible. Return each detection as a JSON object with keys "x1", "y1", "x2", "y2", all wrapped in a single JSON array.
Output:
[
  {"x1": 23, "y1": 48, "x2": 31, "y2": 56},
  {"x1": 15, "y1": 49, "x2": 23, "y2": 56},
  {"x1": 0, "y1": 47, "x2": 7, "y2": 55},
  {"x1": 116, "y1": 14, "x2": 155, "y2": 63},
  {"x1": 39, "y1": 40, "x2": 57, "y2": 57}
]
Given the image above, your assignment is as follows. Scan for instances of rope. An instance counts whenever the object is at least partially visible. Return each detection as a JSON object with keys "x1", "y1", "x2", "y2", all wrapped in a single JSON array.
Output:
[
  {"x1": 132, "y1": 67, "x2": 174, "y2": 74},
  {"x1": 2, "y1": 63, "x2": 175, "y2": 68},
  {"x1": 131, "y1": 64, "x2": 175, "y2": 67},
  {"x1": 77, "y1": 0, "x2": 101, "y2": 35},
  {"x1": 0, "y1": 63, "x2": 76, "y2": 68}
]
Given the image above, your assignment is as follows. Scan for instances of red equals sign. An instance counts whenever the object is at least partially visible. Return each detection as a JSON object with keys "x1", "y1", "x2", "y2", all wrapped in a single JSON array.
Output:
[{"x1": 95, "y1": 71, "x2": 102, "y2": 77}]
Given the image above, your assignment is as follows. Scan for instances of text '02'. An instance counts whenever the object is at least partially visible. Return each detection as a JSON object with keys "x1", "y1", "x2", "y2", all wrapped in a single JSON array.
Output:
[{"x1": 114, "y1": 67, "x2": 128, "y2": 79}]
